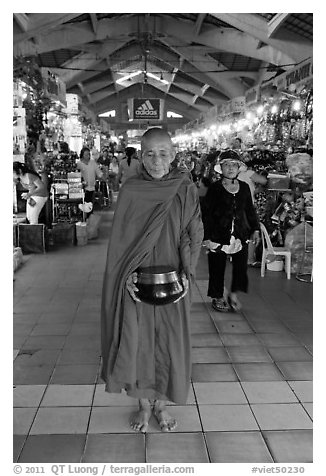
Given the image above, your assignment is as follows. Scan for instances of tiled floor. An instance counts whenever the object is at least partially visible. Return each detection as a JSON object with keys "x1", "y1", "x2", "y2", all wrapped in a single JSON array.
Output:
[{"x1": 13, "y1": 202, "x2": 313, "y2": 463}]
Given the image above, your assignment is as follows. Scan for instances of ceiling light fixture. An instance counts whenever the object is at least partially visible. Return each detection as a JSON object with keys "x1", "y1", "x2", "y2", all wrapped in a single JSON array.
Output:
[{"x1": 116, "y1": 70, "x2": 142, "y2": 84}]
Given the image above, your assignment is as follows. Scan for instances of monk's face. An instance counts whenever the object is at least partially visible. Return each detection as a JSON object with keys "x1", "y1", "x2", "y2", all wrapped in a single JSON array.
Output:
[{"x1": 141, "y1": 134, "x2": 175, "y2": 179}]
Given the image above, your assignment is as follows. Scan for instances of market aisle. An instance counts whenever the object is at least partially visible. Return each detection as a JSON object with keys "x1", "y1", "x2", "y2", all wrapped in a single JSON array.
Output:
[{"x1": 13, "y1": 205, "x2": 313, "y2": 463}]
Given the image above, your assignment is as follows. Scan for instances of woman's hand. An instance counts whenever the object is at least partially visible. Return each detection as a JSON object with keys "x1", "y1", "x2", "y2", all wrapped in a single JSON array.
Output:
[
  {"x1": 21, "y1": 192, "x2": 29, "y2": 200},
  {"x1": 202, "y1": 240, "x2": 220, "y2": 253},
  {"x1": 252, "y1": 230, "x2": 260, "y2": 246},
  {"x1": 126, "y1": 272, "x2": 141, "y2": 302}
]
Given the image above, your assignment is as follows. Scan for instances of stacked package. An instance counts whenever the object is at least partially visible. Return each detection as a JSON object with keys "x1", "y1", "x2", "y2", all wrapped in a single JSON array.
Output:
[{"x1": 67, "y1": 172, "x2": 83, "y2": 199}]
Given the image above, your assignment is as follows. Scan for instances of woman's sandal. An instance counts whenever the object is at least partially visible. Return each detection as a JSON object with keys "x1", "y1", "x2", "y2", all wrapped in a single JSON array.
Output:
[
  {"x1": 228, "y1": 296, "x2": 242, "y2": 312},
  {"x1": 212, "y1": 298, "x2": 230, "y2": 312}
]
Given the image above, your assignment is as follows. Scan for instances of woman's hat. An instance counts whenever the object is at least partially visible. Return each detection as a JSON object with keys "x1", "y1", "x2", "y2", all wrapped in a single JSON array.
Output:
[{"x1": 214, "y1": 149, "x2": 244, "y2": 174}]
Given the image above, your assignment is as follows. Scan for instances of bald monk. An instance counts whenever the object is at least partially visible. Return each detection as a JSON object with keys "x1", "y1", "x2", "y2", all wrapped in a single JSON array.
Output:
[{"x1": 101, "y1": 127, "x2": 204, "y2": 432}]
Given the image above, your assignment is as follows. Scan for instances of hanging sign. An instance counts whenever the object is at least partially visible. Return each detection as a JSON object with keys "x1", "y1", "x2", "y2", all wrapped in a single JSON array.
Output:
[
  {"x1": 131, "y1": 98, "x2": 161, "y2": 120},
  {"x1": 231, "y1": 96, "x2": 246, "y2": 113},
  {"x1": 245, "y1": 86, "x2": 260, "y2": 105},
  {"x1": 41, "y1": 67, "x2": 66, "y2": 104},
  {"x1": 66, "y1": 94, "x2": 81, "y2": 115}
]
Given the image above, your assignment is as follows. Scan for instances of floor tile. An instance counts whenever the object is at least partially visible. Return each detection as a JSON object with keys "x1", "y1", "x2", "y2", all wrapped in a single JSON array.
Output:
[
  {"x1": 263, "y1": 430, "x2": 313, "y2": 462},
  {"x1": 215, "y1": 320, "x2": 254, "y2": 334},
  {"x1": 192, "y1": 347, "x2": 230, "y2": 363},
  {"x1": 93, "y1": 385, "x2": 139, "y2": 406},
  {"x1": 233, "y1": 363, "x2": 284, "y2": 381},
  {"x1": 256, "y1": 333, "x2": 301, "y2": 346},
  {"x1": 22, "y1": 335, "x2": 66, "y2": 350},
  {"x1": 13, "y1": 435, "x2": 26, "y2": 462},
  {"x1": 219, "y1": 333, "x2": 263, "y2": 346},
  {"x1": 30, "y1": 324, "x2": 71, "y2": 336},
  {"x1": 241, "y1": 382, "x2": 298, "y2": 403},
  {"x1": 63, "y1": 335, "x2": 100, "y2": 350},
  {"x1": 268, "y1": 346, "x2": 313, "y2": 362},
  {"x1": 57, "y1": 349, "x2": 101, "y2": 364},
  {"x1": 192, "y1": 364, "x2": 238, "y2": 382},
  {"x1": 30, "y1": 407, "x2": 91, "y2": 434},
  {"x1": 190, "y1": 320, "x2": 216, "y2": 334},
  {"x1": 193, "y1": 382, "x2": 247, "y2": 404},
  {"x1": 191, "y1": 333, "x2": 223, "y2": 347},
  {"x1": 13, "y1": 365, "x2": 54, "y2": 385},
  {"x1": 13, "y1": 408, "x2": 38, "y2": 435},
  {"x1": 199, "y1": 404, "x2": 258, "y2": 431},
  {"x1": 41, "y1": 385, "x2": 95, "y2": 406},
  {"x1": 88, "y1": 406, "x2": 138, "y2": 433},
  {"x1": 287, "y1": 381, "x2": 313, "y2": 402},
  {"x1": 251, "y1": 403, "x2": 313, "y2": 430},
  {"x1": 38, "y1": 312, "x2": 76, "y2": 324},
  {"x1": 146, "y1": 433, "x2": 209, "y2": 463},
  {"x1": 276, "y1": 362, "x2": 313, "y2": 380},
  {"x1": 206, "y1": 431, "x2": 273, "y2": 463},
  {"x1": 248, "y1": 320, "x2": 289, "y2": 333},
  {"x1": 50, "y1": 364, "x2": 99, "y2": 384},
  {"x1": 147, "y1": 406, "x2": 202, "y2": 433},
  {"x1": 302, "y1": 403, "x2": 313, "y2": 419},
  {"x1": 14, "y1": 385, "x2": 47, "y2": 407},
  {"x1": 226, "y1": 346, "x2": 272, "y2": 362},
  {"x1": 82, "y1": 434, "x2": 145, "y2": 463},
  {"x1": 15, "y1": 349, "x2": 61, "y2": 366},
  {"x1": 18, "y1": 435, "x2": 86, "y2": 463}
]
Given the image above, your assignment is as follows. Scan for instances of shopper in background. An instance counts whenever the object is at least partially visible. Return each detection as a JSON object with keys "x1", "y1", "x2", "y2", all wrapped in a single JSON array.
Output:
[
  {"x1": 202, "y1": 150, "x2": 260, "y2": 312},
  {"x1": 117, "y1": 146, "x2": 140, "y2": 185},
  {"x1": 32, "y1": 153, "x2": 52, "y2": 226},
  {"x1": 238, "y1": 162, "x2": 267, "y2": 203},
  {"x1": 108, "y1": 154, "x2": 120, "y2": 192},
  {"x1": 13, "y1": 161, "x2": 48, "y2": 225},
  {"x1": 77, "y1": 146, "x2": 103, "y2": 216},
  {"x1": 101, "y1": 128, "x2": 203, "y2": 433}
]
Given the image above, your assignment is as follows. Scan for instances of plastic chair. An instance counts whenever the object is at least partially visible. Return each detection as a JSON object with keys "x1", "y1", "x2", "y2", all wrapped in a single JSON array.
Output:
[{"x1": 260, "y1": 222, "x2": 291, "y2": 279}]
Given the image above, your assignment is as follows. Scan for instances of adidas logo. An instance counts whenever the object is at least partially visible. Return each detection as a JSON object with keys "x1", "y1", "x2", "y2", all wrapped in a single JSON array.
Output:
[{"x1": 135, "y1": 100, "x2": 158, "y2": 116}]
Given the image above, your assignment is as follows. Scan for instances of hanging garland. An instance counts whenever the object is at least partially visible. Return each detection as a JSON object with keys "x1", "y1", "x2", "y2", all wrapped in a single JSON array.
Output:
[{"x1": 14, "y1": 57, "x2": 52, "y2": 146}]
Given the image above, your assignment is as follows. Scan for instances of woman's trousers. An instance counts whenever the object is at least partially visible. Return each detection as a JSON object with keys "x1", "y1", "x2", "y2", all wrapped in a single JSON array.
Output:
[{"x1": 207, "y1": 244, "x2": 248, "y2": 299}]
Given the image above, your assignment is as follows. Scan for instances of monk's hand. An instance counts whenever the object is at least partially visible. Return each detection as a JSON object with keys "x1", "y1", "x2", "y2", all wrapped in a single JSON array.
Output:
[
  {"x1": 126, "y1": 272, "x2": 141, "y2": 302},
  {"x1": 174, "y1": 271, "x2": 189, "y2": 303}
]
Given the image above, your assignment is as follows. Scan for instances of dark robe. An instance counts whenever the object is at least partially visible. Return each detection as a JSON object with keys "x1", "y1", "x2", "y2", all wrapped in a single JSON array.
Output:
[{"x1": 101, "y1": 166, "x2": 204, "y2": 404}]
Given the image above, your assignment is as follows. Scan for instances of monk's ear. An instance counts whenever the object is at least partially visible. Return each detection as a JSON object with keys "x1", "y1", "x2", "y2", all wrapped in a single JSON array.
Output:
[{"x1": 169, "y1": 147, "x2": 176, "y2": 164}]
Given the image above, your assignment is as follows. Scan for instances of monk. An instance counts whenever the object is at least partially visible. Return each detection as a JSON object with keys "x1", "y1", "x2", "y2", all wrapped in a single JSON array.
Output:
[{"x1": 101, "y1": 127, "x2": 204, "y2": 432}]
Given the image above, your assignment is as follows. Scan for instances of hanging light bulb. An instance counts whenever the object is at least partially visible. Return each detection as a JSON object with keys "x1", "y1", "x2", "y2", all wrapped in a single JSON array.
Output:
[{"x1": 292, "y1": 100, "x2": 301, "y2": 111}]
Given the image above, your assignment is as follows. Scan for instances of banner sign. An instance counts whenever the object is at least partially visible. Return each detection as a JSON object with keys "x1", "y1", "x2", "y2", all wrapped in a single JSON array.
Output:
[
  {"x1": 274, "y1": 58, "x2": 313, "y2": 91},
  {"x1": 41, "y1": 67, "x2": 66, "y2": 104},
  {"x1": 132, "y1": 98, "x2": 161, "y2": 120}
]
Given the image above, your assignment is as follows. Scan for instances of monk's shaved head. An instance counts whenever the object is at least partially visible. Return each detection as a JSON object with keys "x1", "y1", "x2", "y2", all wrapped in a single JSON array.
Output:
[{"x1": 141, "y1": 127, "x2": 173, "y2": 151}]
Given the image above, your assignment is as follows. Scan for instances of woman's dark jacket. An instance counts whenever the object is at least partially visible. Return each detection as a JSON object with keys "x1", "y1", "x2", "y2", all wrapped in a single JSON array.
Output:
[{"x1": 202, "y1": 179, "x2": 259, "y2": 244}]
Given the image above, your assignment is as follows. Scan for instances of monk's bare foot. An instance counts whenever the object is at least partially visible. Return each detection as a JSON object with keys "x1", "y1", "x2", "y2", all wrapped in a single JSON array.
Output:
[
  {"x1": 153, "y1": 400, "x2": 177, "y2": 432},
  {"x1": 130, "y1": 399, "x2": 151, "y2": 433}
]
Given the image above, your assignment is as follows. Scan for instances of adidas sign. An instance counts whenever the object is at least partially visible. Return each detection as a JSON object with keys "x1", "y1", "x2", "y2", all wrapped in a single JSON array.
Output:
[{"x1": 135, "y1": 100, "x2": 159, "y2": 117}]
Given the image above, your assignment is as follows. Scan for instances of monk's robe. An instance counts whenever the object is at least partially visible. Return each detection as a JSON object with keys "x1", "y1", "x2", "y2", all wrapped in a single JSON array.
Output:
[{"x1": 101, "y1": 166, "x2": 204, "y2": 404}]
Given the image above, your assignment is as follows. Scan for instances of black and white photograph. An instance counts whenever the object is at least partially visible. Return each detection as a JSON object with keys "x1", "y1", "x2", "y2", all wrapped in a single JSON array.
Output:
[{"x1": 11, "y1": 6, "x2": 315, "y2": 472}]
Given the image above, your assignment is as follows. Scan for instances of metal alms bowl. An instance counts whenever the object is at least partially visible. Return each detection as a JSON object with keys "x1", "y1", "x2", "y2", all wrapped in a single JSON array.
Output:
[{"x1": 135, "y1": 266, "x2": 184, "y2": 305}]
